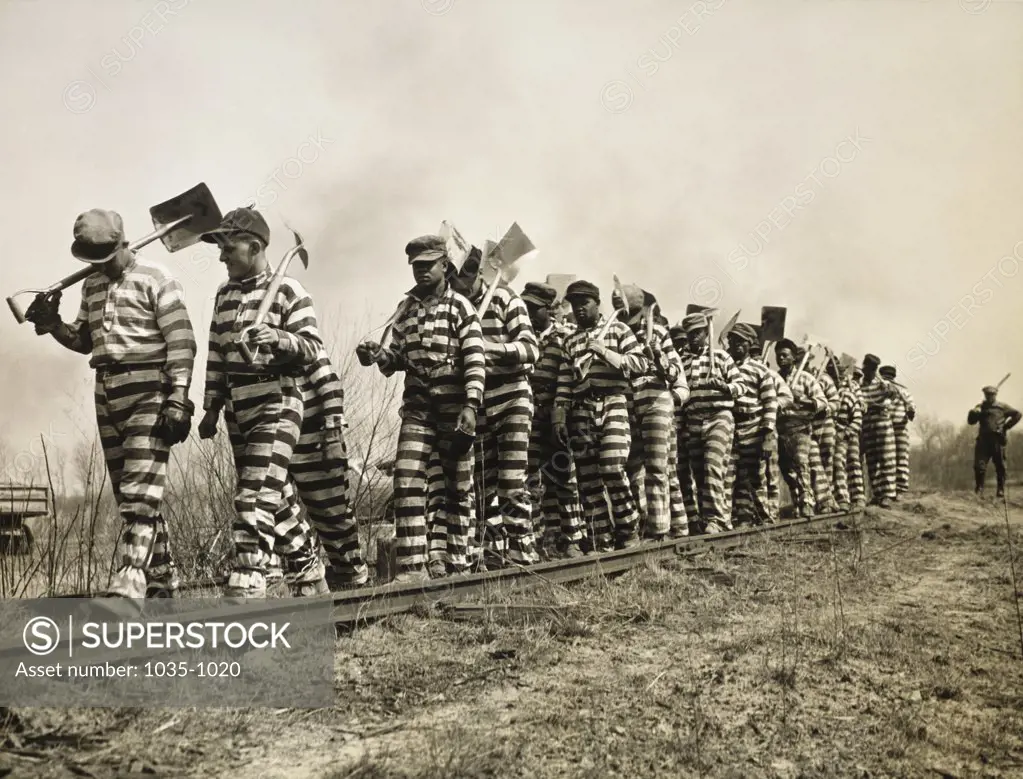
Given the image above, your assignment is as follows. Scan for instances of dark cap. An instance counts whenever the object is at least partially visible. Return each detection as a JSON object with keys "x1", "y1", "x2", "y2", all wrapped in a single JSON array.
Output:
[
  {"x1": 405, "y1": 234, "x2": 448, "y2": 264},
  {"x1": 728, "y1": 322, "x2": 759, "y2": 345},
  {"x1": 521, "y1": 281, "x2": 557, "y2": 308},
  {"x1": 879, "y1": 365, "x2": 897, "y2": 379},
  {"x1": 668, "y1": 323, "x2": 687, "y2": 342},
  {"x1": 200, "y1": 207, "x2": 270, "y2": 246},
  {"x1": 863, "y1": 353, "x2": 881, "y2": 368},
  {"x1": 983, "y1": 385, "x2": 998, "y2": 395},
  {"x1": 681, "y1": 312, "x2": 709, "y2": 333},
  {"x1": 775, "y1": 338, "x2": 798, "y2": 353},
  {"x1": 564, "y1": 280, "x2": 600, "y2": 303},
  {"x1": 71, "y1": 209, "x2": 126, "y2": 263}
]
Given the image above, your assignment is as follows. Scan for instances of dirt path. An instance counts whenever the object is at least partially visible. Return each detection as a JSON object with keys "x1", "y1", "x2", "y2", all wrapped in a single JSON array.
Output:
[{"x1": 3, "y1": 491, "x2": 1022, "y2": 778}]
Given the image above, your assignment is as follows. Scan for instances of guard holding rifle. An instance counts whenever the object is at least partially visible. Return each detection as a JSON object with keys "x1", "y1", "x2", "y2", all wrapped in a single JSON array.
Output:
[
  {"x1": 968, "y1": 385, "x2": 1020, "y2": 498},
  {"x1": 27, "y1": 209, "x2": 196, "y2": 601},
  {"x1": 199, "y1": 207, "x2": 328, "y2": 599}
]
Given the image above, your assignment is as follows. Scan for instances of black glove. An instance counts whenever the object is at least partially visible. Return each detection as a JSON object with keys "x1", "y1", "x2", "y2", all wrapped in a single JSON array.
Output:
[
  {"x1": 155, "y1": 397, "x2": 194, "y2": 446},
  {"x1": 356, "y1": 341, "x2": 381, "y2": 367},
  {"x1": 24, "y1": 291, "x2": 62, "y2": 335},
  {"x1": 906, "y1": 407, "x2": 916, "y2": 422}
]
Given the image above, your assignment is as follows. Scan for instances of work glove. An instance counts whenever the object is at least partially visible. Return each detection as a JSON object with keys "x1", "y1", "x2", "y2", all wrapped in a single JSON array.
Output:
[
  {"x1": 25, "y1": 291, "x2": 62, "y2": 335},
  {"x1": 356, "y1": 340, "x2": 383, "y2": 367},
  {"x1": 155, "y1": 396, "x2": 194, "y2": 446},
  {"x1": 198, "y1": 409, "x2": 220, "y2": 440},
  {"x1": 323, "y1": 417, "x2": 347, "y2": 465},
  {"x1": 906, "y1": 407, "x2": 916, "y2": 422}
]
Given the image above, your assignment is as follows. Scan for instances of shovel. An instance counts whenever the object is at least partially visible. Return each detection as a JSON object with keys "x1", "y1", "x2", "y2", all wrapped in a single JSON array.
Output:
[{"x1": 7, "y1": 182, "x2": 222, "y2": 324}]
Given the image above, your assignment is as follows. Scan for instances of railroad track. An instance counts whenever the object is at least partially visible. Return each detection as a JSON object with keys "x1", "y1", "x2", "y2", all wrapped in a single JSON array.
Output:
[{"x1": 38, "y1": 508, "x2": 863, "y2": 628}]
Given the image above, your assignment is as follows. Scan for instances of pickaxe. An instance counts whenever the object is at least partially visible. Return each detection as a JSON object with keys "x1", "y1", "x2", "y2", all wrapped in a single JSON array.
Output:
[
  {"x1": 238, "y1": 221, "x2": 308, "y2": 364},
  {"x1": 475, "y1": 222, "x2": 535, "y2": 318},
  {"x1": 8, "y1": 182, "x2": 222, "y2": 324},
  {"x1": 575, "y1": 274, "x2": 627, "y2": 380}
]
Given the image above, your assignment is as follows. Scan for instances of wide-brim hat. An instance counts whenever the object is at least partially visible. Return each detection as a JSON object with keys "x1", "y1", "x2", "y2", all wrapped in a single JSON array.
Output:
[{"x1": 71, "y1": 209, "x2": 126, "y2": 264}]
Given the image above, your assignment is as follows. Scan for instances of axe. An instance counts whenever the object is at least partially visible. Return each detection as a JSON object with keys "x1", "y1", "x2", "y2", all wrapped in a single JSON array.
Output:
[
  {"x1": 474, "y1": 222, "x2": 535, "y2": 317},
  {"x1": 717, "y1": 309, "x2": 741, "y2": 349},
  {"x1": 238, "y1": 222, "x2": 308, "y2": 364},
  {"x1": 8, "y1": 182, "x2": 222, "y2": 324}
]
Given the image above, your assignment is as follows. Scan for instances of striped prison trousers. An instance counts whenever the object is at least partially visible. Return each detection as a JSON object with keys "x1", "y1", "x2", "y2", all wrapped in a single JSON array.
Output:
[
  {"x1": 862, "y1": 411, "x2": 897, "y2": 502},
  {"x1": 893, "y1": 422, "x2": 911, "y2": 495},
  {"x1": 730, "y1": 417, "x2": 772, "y2": 526},
  {"x1": 667, "y1": 419, "x2": 689, "y2": 535},
  {"x1": 288, "y1": 372, "x2": 368, "y2": 585},
  {"x1": 268, "y1": 479, "x2": 325, "y2": 586},
  {"x1": 761, "y1": 437, "x2": 782, "y2": 522},
  {"x1": 223, "y1": 375, "x2": 305, "y2": 595},
  {"x1": 569, "y1": 395, "x2": 638, "y2": 551},
  {"x1": 779, "y1": 429, "x2": 814, "y2": 517},
  {"x1": 831, "y1": 427, "x2": 851, "y2": 509},
  {"x1": 96, "y1": 367, "x2": 178, "y2": 599},
  {"x1": 846, "y1": 427, "x2": 865, "y2": 507},
  {"x1": 674, "y1": 403, "x2": 701, "y2": 525},
  {"x1": 396, "y1": 392, "x2": 475, "y2": 573},
  {"x1": 470, "y1": 379, "x2": 537, "y2": 566},
  {"x1": 527, "y1": 411, "x2": 584, "y2": 554},
  {"x1": 626, "y1": 388, "x2": 676, "y2": 539},
  {"x1": 686, "y1": 411, "x2": 736, "y2": 533},
  {"x1": 809, "y1": 418, "x2": 838, "y2": 512}
]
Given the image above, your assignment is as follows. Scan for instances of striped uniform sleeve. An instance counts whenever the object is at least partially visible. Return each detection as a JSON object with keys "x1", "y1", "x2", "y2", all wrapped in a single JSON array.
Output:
[
  {"x1": 662, "y1": 328, "x2": 689, "y2": 403},
  {"x1": 555, "y1": 331, "x2": 578, "y2": 410},
  {"x1": 65, "y1": 281, "x2": 94, "y2": 355},
  {"x1": 719, "y1": 351, "x2": 745, "y2": 400},
  {"x1": 900, "y1": 385, "x2": 915, "y2": 417},
  {"x1": 203, "y1": 287, "x2": 228, "y2": 411},
  {"x1": 773, "y1": 370, "x2": 794, "y2": 410},
  {"x1": 273, "y1": 279, "x2": 324, "y2": 366},
  {"x1": 306, "y1": 353, "x2": 344, "y2": 422},
  {"x1": 490, "y1": 292, "x2": 539, "y2": 367},
  {"x1": 456, "y1": 296, "x2": 486, "y2": 406},
  {"x1": 806, "y1": 373, "x2": 828, "y2": 413},
  {"x1": 615, "y1": 322, "x2": 649, "y2": 378},
  {"x1": 823, "y1": 375, "x2": 840, "y2": 414},
  {"x1": 758, "y1": 366, "x2": 779, "y2": 430},
  {"x1": 378, "y1": 302, "x2": 411, "y2": 377},
  {"x1": 153, "y1": 276, "x2": 196, "y2": 389}
]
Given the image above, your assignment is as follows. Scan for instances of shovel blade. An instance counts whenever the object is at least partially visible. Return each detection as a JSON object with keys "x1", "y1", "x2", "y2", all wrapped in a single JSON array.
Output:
[
  {"x1": 148, "y1": 182, "x2": 223, "y2": 254},
  {"x1": 760, "y1": 306, "x2": 787, "y2": 342},
  {"x1": 440, "y1": 221, "x2": 472, "y2": 269}
]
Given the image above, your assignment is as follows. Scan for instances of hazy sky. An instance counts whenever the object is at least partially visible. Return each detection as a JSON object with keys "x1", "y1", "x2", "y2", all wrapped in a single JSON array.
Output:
[{"x1": 1, "y1": 0, "x2": 1021, "y2": 471}]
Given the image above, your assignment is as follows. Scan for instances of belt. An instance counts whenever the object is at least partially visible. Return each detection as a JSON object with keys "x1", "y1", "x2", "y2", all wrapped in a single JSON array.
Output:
[
  {"x1": 576, "y1": 388, "x2": 621, "y2": 402},
  {"x1": 94, "y1": 363, "x2": 163, "y2": 376},
  {"x1": 226, "y1": 373, "x2": 290, "y2": 389}
]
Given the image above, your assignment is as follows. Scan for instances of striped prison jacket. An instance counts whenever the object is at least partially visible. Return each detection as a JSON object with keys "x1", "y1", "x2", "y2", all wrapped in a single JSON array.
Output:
[
  {"x1": 204, "y1": 267, "x2": 324, "y2": 411},
  {"x1": 680, "y1": 347, "x2": 744, "y2": 421},
  {"x1": 555, "y1": 316, "x2": 649, "y2": 406},
  {"x1": 733, "y1": 357, "x2": 779, "y2": 431},
  {"x1": 888, "y1": 382, "x2": 915, "y2": 427},
  {"x1": 67, "y1": 256, "x2": 196, "y2": 388},
  {"x1": 814, "y1": 373, "x2": 840, "y2": 427},
  {"x1": 860, "y1": 376, "x2": 897, "y2": 421},
  {"x1": 530, "y1": 322, "x2": 575, "y2": 410},
  {"x1": 377, "y1": 284, "x2": 485, "y2": 408},
  {"x1": 835, "y1": 380, "x2": 863, "y2": 436},
  {"x1": 776, "y1": 368, "x2": 827, "y2": 433},
  {"x1": 624, "y1": 314, "x2": 687, "y2": 396},
  {"x1": 470, "y1": 285, "x2": 539, "y2": 383},
  {"x1": 754, "y1": 359, "x2": 794, "y2": 414}
]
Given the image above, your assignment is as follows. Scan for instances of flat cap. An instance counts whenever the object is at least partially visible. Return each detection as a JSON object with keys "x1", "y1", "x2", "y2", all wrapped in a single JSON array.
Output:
[
  {"x1": 615, "y1": 283, "x2": 646, "y2": 315},
  {"x1": 200, "y1": 207, "x2": 270, "y2": 246},
  {"x1": 983, "y1": 385, "x2": 998, "y2": 394},
  {"x1": 71, "y1": 209, "x2": 125, "y2": 263},
  {"x1": 863, "y1": 353, "x2": 881, "y2": 368},
  {"x1": 879, "y1": 365, "x2": 897, "y2": 379},
  {"x1": 405, "y1": 234, "x2": 448, "y2": 263},
  {"x1": 681, "y1": 312, "x2": 708, "y2": 333},
  {"x1": 564, "y1": 280, "x2": 600, "y2": 302},
  {"x1": 521, "y1": 281, "x2": 557, "y2": 307},
  {"x1": 774, "y1": 338, "x2": 798, "y2": 353},
  {"x1": 728, "y1": 322, "x2": 759, "y2": 345}
]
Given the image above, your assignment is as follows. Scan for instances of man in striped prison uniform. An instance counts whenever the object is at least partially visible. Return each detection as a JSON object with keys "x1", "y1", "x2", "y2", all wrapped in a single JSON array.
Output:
[
  {"x1": 459, "y1": 265, "x2": 539, "y2": 568},
  {"x1": 266, "y1": 348, "x2": 370, "y2": 590},
  {"x1": 679, "y1": 313, "x2": 745, "y2": 534},
  {"x1": 808, "y1": 356, "x2": 841, "y2": 514},
  {"x1": 748, "y1": 338, "x2": 792, "y2": 523},
  {"x1": 521, "y1": 282, "x2": 584, "y2": 559},
  {"x1": 831, "y1": 366, "x2": 863, "y2": 511},
  {"x1": 669, "y1": 324, "x2": 700, "y2": 533},
  {"x1": 859, "y1": 354, "x2": 898, "y2": 508},
  {"x1": 774, "y1": 339, "x2": 827, "y2": 518},
  {"x1": 879, "y1": 365, "x2": 916, "y2": 499},
  {"x1": 357, "y1": 235, "x2": 485, "y2": 583},
  {"x1": 725, "y1": 323, "x2": 779, "y2": 526},
  {"x1": 554, "y1": 280, "x2": 649, "y2": 552},
  {"x1": 614, "y1": 285, "x2": 688, "y2": 540},
  {"x1": 28, "y1": 209, "x2": 196, "y2": 602},
  {"x1": 846, "y1": 366, "x2": 868, "y2": 507},
  {"x1": 199, "y1": 208, "x2": 326, "y2": 599}
]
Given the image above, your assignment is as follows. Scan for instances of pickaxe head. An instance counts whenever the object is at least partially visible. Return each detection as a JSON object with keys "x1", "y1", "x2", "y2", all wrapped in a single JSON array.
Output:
[{"x1": 280, "y1": 220, "x2": 308, "y2": 269}]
